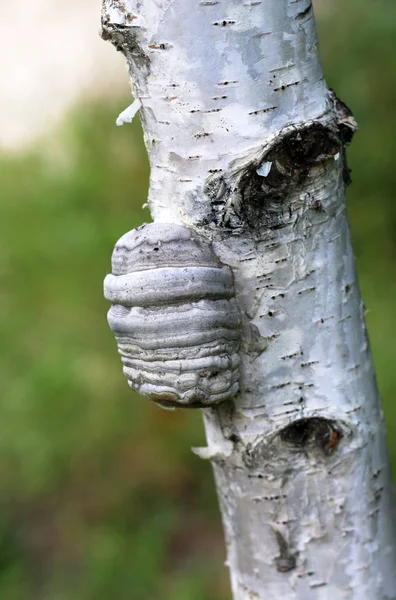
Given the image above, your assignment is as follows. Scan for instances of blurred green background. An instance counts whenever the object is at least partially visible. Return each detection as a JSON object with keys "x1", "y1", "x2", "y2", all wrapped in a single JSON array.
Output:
[{"x1": 1, "y1": 1, "x2": 396, "y2": 598}]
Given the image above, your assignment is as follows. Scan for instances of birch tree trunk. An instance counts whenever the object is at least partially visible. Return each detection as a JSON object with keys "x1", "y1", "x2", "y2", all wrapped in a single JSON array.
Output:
[{"x1": 101, "y1": 1, "x2": 396, "y2": 598}]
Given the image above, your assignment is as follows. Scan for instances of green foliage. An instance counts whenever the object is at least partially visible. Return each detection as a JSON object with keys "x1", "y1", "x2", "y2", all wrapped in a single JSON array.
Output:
[
  {"x1": 0, "y1": 104, "x2": 224, "y2": 599},
  {"x1": 317, "y1": 0, "x2": 396, "y2": 472},
  {"x1": 1, "y1": 2, "x2": 395, "y2": 597}
]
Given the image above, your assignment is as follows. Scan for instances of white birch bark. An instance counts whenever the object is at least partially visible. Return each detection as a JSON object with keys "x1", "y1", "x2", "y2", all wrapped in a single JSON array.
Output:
[{"x1": 101, "y1": 1, "x2": 396, "y2": 598}]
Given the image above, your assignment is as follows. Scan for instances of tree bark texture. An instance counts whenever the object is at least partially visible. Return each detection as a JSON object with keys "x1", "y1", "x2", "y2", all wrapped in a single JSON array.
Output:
[{"x1": 101, "y1": 1, "x2": 396, "y2": 598}]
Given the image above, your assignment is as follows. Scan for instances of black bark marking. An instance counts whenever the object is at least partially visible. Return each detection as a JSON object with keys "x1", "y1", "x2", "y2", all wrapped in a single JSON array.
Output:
[
  {"x1": 273, "y1": 81, "x2": 300, "y2": 92},
  {"x1": 297, "y1": 286, "x2": 316, "y2": 295},
  {"x1": 269, "y1": 381, "x2": 292, "y2": 389},
  {"x1": 279, "y1": 418, "x2": 342, "y2": 456},
  {"x1": 274, "y1": 531, "x2": 297, "y2": 573},
  {"x1": 213, "y1": 20, "x2": 236, "y2": 27},
  {"x1": 281, "y1": 351, "x2": 303, "y2": 360},
  {"x1": 300, "y1": 360, "x2": 319, "y2": 367},
  {"x1": 249, "y1": 106, "x2": 277, "y2": 115}
]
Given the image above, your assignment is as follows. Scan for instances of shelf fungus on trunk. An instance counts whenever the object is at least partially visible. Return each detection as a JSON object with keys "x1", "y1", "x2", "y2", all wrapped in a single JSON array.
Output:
[{"x1": 104, "y1": 223, "x2": 241, "y2": 408}]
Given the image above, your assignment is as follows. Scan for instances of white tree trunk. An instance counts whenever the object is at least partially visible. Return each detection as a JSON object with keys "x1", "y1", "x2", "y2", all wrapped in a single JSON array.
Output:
[{"x1": 101, "y1": 1, "x2": 396, "y2": 598}]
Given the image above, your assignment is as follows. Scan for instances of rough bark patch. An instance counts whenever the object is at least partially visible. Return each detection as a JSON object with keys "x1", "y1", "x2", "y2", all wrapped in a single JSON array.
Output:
[
  {"x1": 279, "y1": 417, "x2": 342, "y2": 456},
  {"x1": 101, "y1": 23, "x2": 149, "y2": 74},
  {"x1": 204, "y1": 123, "x2": 342, "y2": 232}
]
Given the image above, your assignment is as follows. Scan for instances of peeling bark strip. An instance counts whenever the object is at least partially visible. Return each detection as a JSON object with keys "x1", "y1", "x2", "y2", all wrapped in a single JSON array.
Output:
[{"x1": 101, "y1": 1, "x2": 396, "y2": 598}]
